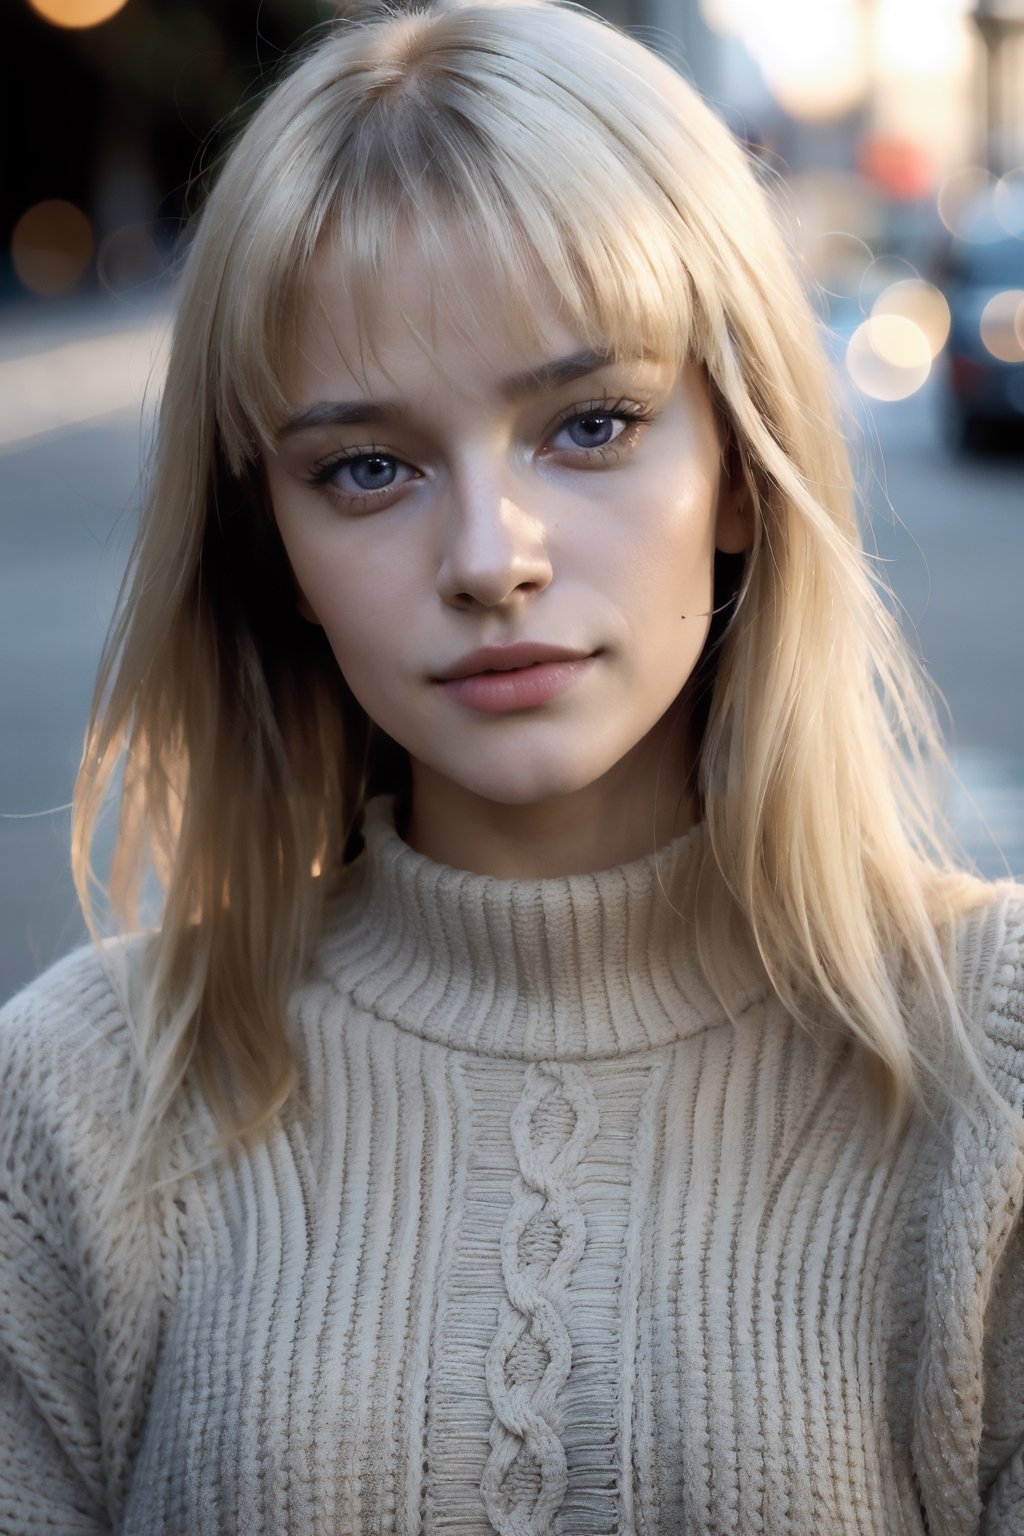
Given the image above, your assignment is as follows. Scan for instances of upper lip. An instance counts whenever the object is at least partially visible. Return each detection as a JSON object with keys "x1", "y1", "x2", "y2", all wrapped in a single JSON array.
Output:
[{"x1": 433, "y1": 643, "x2": 593, "y2": 681}]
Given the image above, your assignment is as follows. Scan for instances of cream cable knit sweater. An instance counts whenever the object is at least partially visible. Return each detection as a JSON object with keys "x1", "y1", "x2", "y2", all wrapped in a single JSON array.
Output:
[{"x1": 2, "y1": 799, "x2": 1024, "y2": 1536}]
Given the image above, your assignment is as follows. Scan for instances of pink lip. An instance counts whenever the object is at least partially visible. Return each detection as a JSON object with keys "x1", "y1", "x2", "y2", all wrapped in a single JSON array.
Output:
[
  {"x1": 432, "y1": 644, "x2": 597, "y2": 715},
  {"x1": 433, "y1": 643, "x2": 593, "y2": 682}
]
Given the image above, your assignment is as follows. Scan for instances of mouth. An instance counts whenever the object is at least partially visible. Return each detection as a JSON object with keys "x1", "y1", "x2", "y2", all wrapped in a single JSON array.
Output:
[
  {"x1": 433, "y1": 648, "x2": 598, "y2": 715},
  {"x1": 432, "y1": 643, "x2": 594, "y2": 683}
]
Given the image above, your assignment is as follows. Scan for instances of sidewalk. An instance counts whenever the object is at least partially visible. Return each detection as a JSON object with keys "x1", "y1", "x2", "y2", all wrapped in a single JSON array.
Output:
[{"x1": 0, "y1": 291, "x2": 173, "y2": 452}]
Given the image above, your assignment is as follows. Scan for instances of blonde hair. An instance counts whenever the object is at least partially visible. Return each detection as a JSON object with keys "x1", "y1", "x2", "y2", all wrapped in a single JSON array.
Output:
[{"x1": 74, "y1": 0, "x2": 1006, "y2": 1179}]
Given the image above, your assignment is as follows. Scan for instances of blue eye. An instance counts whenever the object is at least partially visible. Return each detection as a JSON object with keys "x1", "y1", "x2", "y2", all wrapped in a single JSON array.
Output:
[
  {"x1": 308, "y1": 450, "x2": 416, "y2": 498},
  {"x1": 347, "y1": 453, "x2": 399, "y2": 490},
  {"x1": 556, "y1": 412, "x2": 622, "y2": 449}
]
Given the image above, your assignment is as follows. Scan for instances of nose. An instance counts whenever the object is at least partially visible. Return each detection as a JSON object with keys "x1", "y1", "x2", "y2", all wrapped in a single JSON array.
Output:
[{"x1": 435, "y1": 470, "x2": 554, "y2": 611}]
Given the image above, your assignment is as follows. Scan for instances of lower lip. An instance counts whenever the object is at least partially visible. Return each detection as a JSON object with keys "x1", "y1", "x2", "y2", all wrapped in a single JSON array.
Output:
[{"x1": 438, "y1": 658, "x2": 595, "y2": 714}]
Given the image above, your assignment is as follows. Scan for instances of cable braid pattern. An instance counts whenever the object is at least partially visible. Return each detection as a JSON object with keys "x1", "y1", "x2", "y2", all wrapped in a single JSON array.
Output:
[{"x1": 481, "y1": 1061, "x2": 600, "y2": 1534}]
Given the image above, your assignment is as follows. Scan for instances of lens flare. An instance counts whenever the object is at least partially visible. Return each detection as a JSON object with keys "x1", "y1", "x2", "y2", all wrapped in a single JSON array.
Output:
[
  {"x1": 846, "y1": 315, "x2": 932, "y2": 400},
  {"x1": 27, "y1": 0, "x2": 130, "y2": 26},
  {"x1": 980, "y1": 291, "x2": 1024, "y2": 364},
  {"x1": 11, "y1": 200, "x2": 94, "y2": 297},
  {"x1": 871, "y1": 280, "x2": 951, "y2": 358}
]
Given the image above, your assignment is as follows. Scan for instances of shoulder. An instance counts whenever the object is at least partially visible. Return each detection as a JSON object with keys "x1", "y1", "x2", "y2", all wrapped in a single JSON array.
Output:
[
  {"x1": 0, "y1": 937, "x2": 151, "y2": 1211},
  {"x1": 949, "y1": 883, "x2": 1024, "y2": 1115},
  {"x1": 0, "y1": 934, "x2": 147, "y2": 1083},
  {"x1": 905, "y1": 887, "x2": 1024, "y2": 1516}
]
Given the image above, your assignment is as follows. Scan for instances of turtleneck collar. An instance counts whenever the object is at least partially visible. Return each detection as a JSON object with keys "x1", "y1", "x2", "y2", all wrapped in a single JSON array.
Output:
[{"x1": 317, "y1": 797, "x2": 768, "y2": 1061}]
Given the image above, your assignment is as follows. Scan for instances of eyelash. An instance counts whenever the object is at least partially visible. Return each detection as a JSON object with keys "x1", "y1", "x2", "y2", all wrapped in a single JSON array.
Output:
[
  {"x1": 305, "y1": 396, "x2": 656, "y2": 507},
  {"x1": 549, "y1": 397, "x2": 655, "y2": 455},
  {"x1": 306, "y1": 448, "x2": 403, "y2": 493}
]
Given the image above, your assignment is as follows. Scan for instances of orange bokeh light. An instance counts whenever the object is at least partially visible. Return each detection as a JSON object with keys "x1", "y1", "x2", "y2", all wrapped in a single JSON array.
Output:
[
  {"x1": 27, "y1": 0, "x2": 129, "y2": 27},
  {"x1": 11, "y1": 199, "x2": 94, "y2": 297}
]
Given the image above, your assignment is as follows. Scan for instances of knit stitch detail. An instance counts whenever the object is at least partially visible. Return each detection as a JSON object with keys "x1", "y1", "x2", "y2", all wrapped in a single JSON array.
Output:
[
  {"x1": 2, "y1": 833, "x2": 1024, "y2": 1534},
  {"x1": 482, "y1": 1062, "x2": 599, "y2": 1533}
]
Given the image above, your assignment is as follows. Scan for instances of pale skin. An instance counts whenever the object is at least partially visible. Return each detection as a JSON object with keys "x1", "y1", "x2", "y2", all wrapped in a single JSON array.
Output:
[{"x1": 265, "y1": 238, "x2": 751, "y2": 878}]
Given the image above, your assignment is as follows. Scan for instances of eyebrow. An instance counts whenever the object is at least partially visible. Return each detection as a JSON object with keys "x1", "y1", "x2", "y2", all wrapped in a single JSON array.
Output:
[
  {"x1": 276, "y1": 347, "x2": 621, "y2": 439},
  {"x1": 500, "y1": 347, "x2": 618, "y2": 400}
]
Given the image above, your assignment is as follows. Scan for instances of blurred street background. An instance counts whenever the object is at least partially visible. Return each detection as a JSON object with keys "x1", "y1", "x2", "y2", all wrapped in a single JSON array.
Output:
[{"x1": 2, "y1": 0, "x2": 1023, "y2": 1002}]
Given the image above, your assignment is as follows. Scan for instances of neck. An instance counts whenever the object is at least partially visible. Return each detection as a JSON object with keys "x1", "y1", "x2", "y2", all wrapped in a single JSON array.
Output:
[
  {"x1": 405, "y1": 726, "x2": 697, "y2": 878},
  {"x1": 323, "y1": 795, "x2": 761, "y2": 1061}
]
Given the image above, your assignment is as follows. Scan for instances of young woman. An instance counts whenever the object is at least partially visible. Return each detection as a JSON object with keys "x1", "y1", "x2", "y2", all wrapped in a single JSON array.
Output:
[{"x1": 2, "y1": 1, "x2": 1022, "y2": 1531}]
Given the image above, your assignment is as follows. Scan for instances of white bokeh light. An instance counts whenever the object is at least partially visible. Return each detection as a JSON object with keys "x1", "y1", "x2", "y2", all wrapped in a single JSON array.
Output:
[
  {"x1": 846, "y1": 315, "x2": 932, "y2": 400},
  {"x1": 980, "y1": 291, "x2": 1024, "y2": 364},
  {"x1": 701, "y1": 0, "x2": 869, "y2": 119},
  {"x1": 875, "y1": 0, "x2": 971, "y2": 76},
  {"x1": 871, "y1": 280, "x2": 951, "y2": 359}
]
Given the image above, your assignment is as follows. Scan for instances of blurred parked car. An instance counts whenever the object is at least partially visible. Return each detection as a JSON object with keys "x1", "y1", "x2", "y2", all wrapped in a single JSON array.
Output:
[
  {"x1": 939, "y1": 224, "x2": 1024, "y2": 448},
  {"x1": 934, "y1": 206, "x2": 1024, "y2": 451}
]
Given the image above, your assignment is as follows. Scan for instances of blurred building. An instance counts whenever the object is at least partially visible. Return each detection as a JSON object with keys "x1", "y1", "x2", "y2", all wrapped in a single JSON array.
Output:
[{"x1": 973, "y1": 0, "x2": 1024, "y2": 170}]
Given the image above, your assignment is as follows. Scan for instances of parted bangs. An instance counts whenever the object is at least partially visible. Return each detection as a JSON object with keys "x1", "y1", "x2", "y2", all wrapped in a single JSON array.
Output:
[{"x1": 203, "y1": 8, "x2": 707, "y2": 471}]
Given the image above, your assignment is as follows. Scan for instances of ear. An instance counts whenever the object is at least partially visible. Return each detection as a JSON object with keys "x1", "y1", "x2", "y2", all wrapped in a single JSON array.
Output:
[{"x1": 714, "y1": 439, "x2": 753, "y2": 555}]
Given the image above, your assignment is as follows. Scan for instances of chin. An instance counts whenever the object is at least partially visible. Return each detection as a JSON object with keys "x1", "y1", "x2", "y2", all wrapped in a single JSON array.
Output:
[{"x1": 448, "y1": 755, "x2": 613, "y2": 808}]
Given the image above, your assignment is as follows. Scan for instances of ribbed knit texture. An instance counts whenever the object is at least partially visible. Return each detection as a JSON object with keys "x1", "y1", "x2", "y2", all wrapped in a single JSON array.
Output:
[{"x1": 1, "y1": 798, "x2": 1023, "y2": 1535}]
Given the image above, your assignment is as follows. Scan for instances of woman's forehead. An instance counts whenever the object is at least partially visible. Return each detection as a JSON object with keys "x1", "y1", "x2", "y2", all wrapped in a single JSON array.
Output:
[
  {"x1": 249, "y1": 203, "x2": 698, "y2": 451},
  {"x1": 284, "y1": 228, "x2": 617, "y2": 401}
]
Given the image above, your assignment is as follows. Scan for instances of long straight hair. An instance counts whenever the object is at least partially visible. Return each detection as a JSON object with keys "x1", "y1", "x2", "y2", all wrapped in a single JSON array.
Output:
[{"x1": 73, "y1": 0, "x2": 1009, "y2": 1184}]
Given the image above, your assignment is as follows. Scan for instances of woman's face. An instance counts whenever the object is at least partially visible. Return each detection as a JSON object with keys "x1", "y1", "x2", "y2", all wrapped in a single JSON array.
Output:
[{"x1": 265, "y1": 237, "x2": 749, "y2": 870}]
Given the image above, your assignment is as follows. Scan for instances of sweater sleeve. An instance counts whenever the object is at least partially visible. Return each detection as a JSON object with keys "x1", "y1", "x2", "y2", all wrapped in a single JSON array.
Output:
[
  {"x1": 977, "y1": 894, "x2": 1024, "y2": 1535},
  {"x1": 0, "y1": 943, "x2": 163, "y2": 1535},
  {"x1": 909, "y1": 890, "x2": 1024, "y2": 1536},
  {"x1": 0, "y1": 1195, "x2": 110, "y2": 1533}
]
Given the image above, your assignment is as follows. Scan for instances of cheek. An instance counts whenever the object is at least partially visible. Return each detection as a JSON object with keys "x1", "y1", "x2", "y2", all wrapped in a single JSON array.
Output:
[
  {"x1": 617, "y1": 490, "x2": 718, "y2": 608},
  {"x1": 313, "y1": 579, "x2": 392, "y2": 674},
  {"x1": 274, "y1": 513, "x2": 394, "y2": 662}
]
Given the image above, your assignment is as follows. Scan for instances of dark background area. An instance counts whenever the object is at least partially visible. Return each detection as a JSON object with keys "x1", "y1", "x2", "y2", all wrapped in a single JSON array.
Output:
[{"x1": 2, "y1": 0, "x2": 335, "y2": 303}]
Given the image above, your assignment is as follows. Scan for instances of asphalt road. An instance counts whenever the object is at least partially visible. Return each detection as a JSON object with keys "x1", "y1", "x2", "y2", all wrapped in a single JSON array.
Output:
[
  {"x1": 855, "y1": 378, "x2": 1024, "y2": 878},
  {"x1": 1, "y1": 302, "x2": 1022, "y2": 1003}
]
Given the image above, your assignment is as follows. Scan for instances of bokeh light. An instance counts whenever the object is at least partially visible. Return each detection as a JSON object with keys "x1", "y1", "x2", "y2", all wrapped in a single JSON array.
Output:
[
  {"x1": 699, "y1": 0, "x2": 743, "y2": 35},
  {"x1": 994, "y1": 169, "x2": 1024, "y2": 238},
  {"x1": 859, "y1": 254, "x2": 918, "y2": 311},
  {"x1": 803, "y1": 229, "x2": 875, "y2": 303},
  {"x1": 858, "y1": 136, "x2": 934, "y2": 201},
  {"x1": 701, "y1": 0, "x2": 870, "y2": 120},
  {"x1": 846, "y1": 315, "x2": 932, "y2": 400},
  {"x1": 11, "y1": 200, "x2": 94, "y2": 297},
  {"x1": 27, "y1": 0, "x2": 130, "y2": 27},
  {"x1": 979, "y1": 291, "x2": 1024, "y2": 364},
  {"x1": 871, "y1": 280, "x2": 951, "y2": 358},
  {"x1": 97, "y1": 223, "x2": 166, "y2": 294},
  {"x1": 937, "y1": 167, "x2": 997, "y2": 239},
  {"x1": 875, "y1": 0, "x2": 967, "y2": 76}
]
